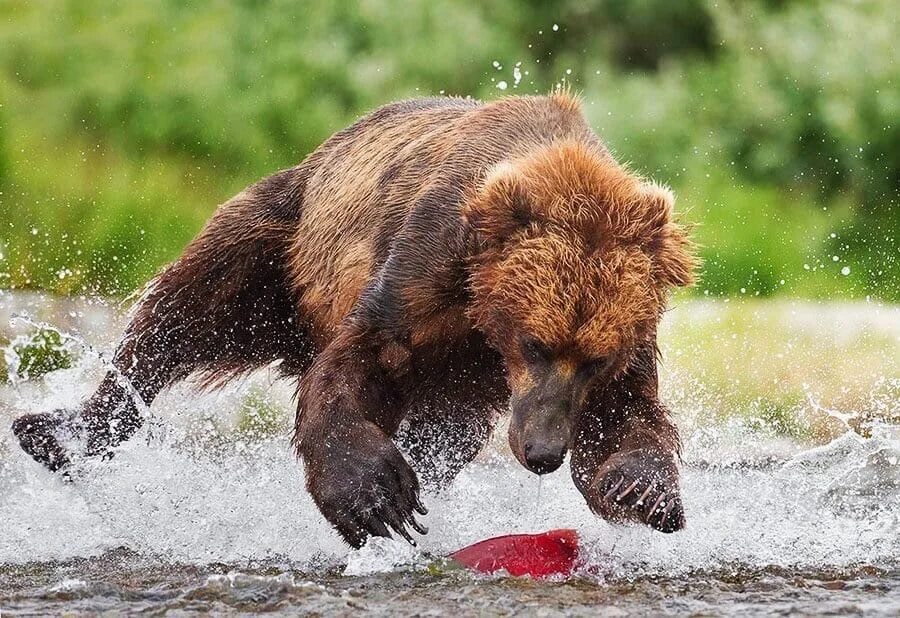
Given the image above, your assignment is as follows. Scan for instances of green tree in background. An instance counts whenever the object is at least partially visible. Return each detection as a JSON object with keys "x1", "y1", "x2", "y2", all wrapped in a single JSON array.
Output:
[{"x1": 0, "y1": 0, "x2": 896, "y2": 299}]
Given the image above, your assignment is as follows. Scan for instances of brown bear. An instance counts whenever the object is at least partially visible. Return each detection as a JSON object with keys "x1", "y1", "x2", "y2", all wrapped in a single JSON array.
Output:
[{"x1": 12, "y1": 92, "x2": 696, "y2": 548}]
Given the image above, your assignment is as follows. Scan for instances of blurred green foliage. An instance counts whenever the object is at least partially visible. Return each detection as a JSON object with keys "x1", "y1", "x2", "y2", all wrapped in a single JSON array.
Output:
[
  {"x1": 236, "y1": 386, "x2": 288, "y2": 441},
  {"x1": 0, "y1": 0, "x2": 896, "y2": 299},
  {"x1": 4, "y1": 327, "x2": 77, "y2": 381}
]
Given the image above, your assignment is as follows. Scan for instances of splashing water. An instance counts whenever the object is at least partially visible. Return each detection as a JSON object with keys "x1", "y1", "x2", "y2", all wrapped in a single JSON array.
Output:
[
  {"x1": 1, "y1": 293, "x2": 898, "y2": 614},
  {"x1": 5, "y1": 311, "x2": 161, "y2": 444}
]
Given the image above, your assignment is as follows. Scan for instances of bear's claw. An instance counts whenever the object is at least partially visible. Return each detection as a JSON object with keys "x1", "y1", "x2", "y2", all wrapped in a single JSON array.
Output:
[
  {"x1": 591, "y1": 449, "x2": 686, "y2": 533},
  {"x1": 306, "y1": 421, "x2": 428, "y2": 549}
]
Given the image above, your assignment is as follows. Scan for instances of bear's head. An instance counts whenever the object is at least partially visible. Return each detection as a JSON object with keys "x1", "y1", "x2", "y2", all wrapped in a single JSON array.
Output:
[{"x1": 463, "y1": 140, "x2": 697, "y2": 474}]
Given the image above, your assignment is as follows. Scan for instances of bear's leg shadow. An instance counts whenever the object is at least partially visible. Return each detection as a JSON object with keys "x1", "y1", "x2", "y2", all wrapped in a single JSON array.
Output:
[
  {"x1": 397, "y1": 403, "x2": 497, "y2": 491},
  {"x1": 395, "y1": 337, "x2": 505, "y2": 490},
  {"x1": 12, "y1": 171, "x2": 314, "y2": 471},
  {"x1": 569, "y1": 347, "x2": 686, "y2": 533}
]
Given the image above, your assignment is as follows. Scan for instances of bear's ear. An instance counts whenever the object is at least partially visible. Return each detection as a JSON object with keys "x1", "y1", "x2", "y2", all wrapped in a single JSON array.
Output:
[
  {"x1": 640, "y1": 183, "x2": 699, "y2": 288},
  {"x1": 462, "y1": 163, "x2": 535, "y2": 249},
  {"x1": 652, "y1": 222, "x2": 698, "y2": 288}
]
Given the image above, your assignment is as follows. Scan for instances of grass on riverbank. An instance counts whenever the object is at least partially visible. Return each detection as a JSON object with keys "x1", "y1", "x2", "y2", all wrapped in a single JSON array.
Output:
[{"x1": 659, "y1": 298, "x2": 899, "y2": 442}]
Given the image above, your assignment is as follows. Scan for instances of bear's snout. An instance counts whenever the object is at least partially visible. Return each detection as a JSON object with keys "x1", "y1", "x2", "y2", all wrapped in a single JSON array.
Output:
[
  {"x1": 509, "y1": 395, "x2": 572, "y2": 475},
  {"x1": 523, "y1": 437, "x2": 567, "y2": 474}
]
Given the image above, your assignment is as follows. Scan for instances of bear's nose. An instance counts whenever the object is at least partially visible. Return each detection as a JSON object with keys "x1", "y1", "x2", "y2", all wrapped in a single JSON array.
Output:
[{"x1": 524, "y1": 441, "x2": 566, "y2": 474}]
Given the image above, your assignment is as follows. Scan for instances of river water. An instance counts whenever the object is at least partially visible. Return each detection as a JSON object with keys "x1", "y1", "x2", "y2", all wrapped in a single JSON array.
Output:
[{"x1": 0, "y1": 292, "x2": 898, "y2": 616}]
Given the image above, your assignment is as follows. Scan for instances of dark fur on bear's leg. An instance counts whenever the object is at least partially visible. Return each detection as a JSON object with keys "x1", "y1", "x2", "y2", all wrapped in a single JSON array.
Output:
[
  {"x1": 587, "y1": 446, "x2": 685, "y2": 533},
  {"x1": 13, "y1": 167, "x2": 314, "y2": 474},
  {"x1": 573, "y1": 413, "x2": 686, "y2": 533},
  {"x1": 571, "y1": 344, "x2": 686, "y2": 533},
  {"x1": 295, "y1": 326, "x2": 429, "y2": 549},
  {"x1": 12, "y1": 375, "x2": 143, "y2": 471}
]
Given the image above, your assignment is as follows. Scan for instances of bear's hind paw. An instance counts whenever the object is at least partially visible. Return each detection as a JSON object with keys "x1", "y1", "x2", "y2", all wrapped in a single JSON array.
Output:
[{"x1": 11, "y1": 410, "x2": 80, "y2": 473}]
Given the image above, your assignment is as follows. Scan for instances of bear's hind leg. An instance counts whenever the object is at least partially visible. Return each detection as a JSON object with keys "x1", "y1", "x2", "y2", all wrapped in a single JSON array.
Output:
[
  {"x1": 12, "y1": 169, "x2": 314, "y2": 471},
  {"x1": 397, "y1": 403, "x2": 497, "y2": 490},
  {"x1": 395, "y1": 335, "x2": 505, "y2": 490}
]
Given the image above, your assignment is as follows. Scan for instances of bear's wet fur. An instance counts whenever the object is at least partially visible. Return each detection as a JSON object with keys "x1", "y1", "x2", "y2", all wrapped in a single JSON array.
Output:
[{"x1": 13, "y1": 92, "x2": 696, "y2": 547}]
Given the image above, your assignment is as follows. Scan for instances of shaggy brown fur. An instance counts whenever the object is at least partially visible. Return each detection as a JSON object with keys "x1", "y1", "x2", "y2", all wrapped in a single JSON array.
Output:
[{"x1": 13, "y1": 92, "x2": 696, "y2": 547}]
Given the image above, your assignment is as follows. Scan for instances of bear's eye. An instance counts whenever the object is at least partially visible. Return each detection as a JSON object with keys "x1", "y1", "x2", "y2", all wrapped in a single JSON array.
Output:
[
  {"x1": 521, "y1": 337, "x2": 553, "y2": 364},
  {"x1": 577, "y1": 357, "x2": 611, "y2": 381}
]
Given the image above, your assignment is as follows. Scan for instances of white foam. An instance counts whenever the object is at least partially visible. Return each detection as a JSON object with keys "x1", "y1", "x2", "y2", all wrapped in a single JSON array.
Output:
[{"x1": 2, "y1": 367, "x2": 897, "y2": 574}]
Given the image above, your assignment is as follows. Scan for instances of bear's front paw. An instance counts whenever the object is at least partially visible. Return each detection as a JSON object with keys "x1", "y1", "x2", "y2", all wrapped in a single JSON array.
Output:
[
  {"x1": 306, "y1": 422, "x2": 428, "y2": 549},
  {"x1": 588, "y1": 448, "x2": 685, "y2": 533}
]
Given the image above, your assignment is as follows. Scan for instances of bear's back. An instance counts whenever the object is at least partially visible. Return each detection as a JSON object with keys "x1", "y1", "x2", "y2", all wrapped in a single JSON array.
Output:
[{"x1": 289, "y1": 94, "x2": 597, "y2": 333}]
